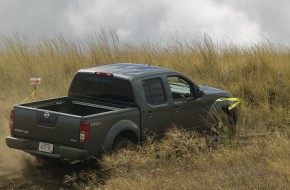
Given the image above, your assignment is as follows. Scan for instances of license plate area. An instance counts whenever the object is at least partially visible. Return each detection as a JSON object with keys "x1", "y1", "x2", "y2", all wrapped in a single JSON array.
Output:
[{"x1": 38, "y1": 142, "x2": 53, "y2": 153}]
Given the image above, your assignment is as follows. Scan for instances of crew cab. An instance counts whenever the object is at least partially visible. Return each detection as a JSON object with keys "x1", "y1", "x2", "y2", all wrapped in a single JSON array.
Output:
[{"x1": 6, "y1": 63, "x2": 239, "y2": 160}]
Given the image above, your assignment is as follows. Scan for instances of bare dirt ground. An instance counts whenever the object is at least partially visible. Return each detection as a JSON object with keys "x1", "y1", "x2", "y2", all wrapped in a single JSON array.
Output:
[
  {"x1": 0, "y1": 117, "x2": 102, "y2": 190},
  {"x1": 0, "y1": 150, "x2": 101, "y2": 190}
]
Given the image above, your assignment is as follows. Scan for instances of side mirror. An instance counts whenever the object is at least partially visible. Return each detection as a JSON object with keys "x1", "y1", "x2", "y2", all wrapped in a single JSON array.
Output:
[{"x1": 196, "y1": 88, "x2": 205, "y2": 98}]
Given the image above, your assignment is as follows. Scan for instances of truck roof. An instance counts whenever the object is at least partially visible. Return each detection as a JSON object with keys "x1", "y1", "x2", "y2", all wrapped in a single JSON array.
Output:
[{"x1": 78, "y1": 63, "x2": 176, "y2": 79}]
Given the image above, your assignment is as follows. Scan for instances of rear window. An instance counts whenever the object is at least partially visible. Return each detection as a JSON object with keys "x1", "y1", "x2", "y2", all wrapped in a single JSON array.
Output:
[{"x1": 69, "y1": 73, "x2": 134, "y2": 103}]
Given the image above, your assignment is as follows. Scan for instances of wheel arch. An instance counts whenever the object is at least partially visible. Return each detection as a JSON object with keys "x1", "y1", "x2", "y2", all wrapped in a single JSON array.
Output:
[
  {"x1": 103, "y1": 120, "x2": 140, "y2": 152},
  {"x1": 207, "y1": 99, "x2": 239, "y2": 125}
]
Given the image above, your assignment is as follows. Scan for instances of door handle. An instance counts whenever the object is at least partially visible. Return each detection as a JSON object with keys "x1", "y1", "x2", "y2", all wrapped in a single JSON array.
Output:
[
  {"x1": 146, "y1": 110, "x2": 153, "y2": 118},
  {"x1": 173, "y1": 106, "x2": 180, "y2": 112}
]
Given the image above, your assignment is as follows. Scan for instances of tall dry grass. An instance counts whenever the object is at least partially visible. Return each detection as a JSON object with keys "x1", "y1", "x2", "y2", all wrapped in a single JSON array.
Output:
[
  {"x1": 0, "y1": 32, "x2": 290, "y2": 189},
  {"x1": 99, "y1": 128, "x2": 290, "y2": 190}
]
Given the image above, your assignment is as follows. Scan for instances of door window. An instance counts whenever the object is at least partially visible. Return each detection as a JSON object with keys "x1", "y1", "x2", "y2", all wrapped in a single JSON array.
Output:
[
  {"x1": 142, "y1": 78, "x2": 166, "y2": 105},
  {"x1": 167, "y1": 76, "x2": 192, "y2": 101}
]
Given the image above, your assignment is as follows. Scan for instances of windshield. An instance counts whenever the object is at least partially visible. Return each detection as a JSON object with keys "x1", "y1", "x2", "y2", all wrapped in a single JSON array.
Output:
[{"x1": 69, "y1": 73, "x2": 134, "y2": 103}]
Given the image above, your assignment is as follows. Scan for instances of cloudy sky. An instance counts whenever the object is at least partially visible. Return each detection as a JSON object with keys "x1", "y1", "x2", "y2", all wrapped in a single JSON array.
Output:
[{"x1": 0, "y1": 0, "x2": 289, "y2": 45}]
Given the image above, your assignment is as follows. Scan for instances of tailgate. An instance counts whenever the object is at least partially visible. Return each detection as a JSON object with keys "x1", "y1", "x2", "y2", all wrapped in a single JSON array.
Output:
[{"x1": 12, "y1": 106, "x2": 81, "y2": 147}]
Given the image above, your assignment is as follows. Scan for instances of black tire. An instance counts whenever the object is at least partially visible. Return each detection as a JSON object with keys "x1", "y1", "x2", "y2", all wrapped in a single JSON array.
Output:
[
  {"x1": 211, "y1": 112, "x2": 236, "y2": 145},
  {"x1": 112, "y1": 137, "x2": 134, "y2": 152}
]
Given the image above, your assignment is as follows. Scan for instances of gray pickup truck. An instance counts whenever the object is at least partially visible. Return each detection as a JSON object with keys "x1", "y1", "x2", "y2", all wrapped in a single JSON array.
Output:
[{"x1": 6, "y1": 63, "x2": 239, "y2": 160}]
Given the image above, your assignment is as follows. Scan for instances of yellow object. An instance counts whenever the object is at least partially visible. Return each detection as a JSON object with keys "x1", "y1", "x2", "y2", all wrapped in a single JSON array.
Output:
[
  {"x1": 216, "y1": 97, "x2": 241, "y2": 110},
  {"x1": 22, "y1": 90, "x2": 36, "y2": 102}
]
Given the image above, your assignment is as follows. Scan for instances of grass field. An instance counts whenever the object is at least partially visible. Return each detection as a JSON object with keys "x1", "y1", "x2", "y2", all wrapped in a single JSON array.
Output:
[{"x1": 0, "y1": 33, "x2": 290, "y2": 189}]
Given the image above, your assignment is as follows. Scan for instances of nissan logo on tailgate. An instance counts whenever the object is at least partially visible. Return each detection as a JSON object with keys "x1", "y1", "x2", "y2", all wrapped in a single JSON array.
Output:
[{"x1": 44, "y1": 112, "x2": 50, "y2": 119}]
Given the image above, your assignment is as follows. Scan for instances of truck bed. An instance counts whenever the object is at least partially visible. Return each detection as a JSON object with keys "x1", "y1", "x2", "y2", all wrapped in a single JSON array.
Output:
[
  {"x1": 8, "y1": 96, "x2": 138, "y2": 153},
  {"x1": 22, "y1": 97, "x2": 123, "y2": 116}
]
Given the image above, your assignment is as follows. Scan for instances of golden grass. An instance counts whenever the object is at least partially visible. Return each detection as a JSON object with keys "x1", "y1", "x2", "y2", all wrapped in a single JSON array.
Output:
[
  {"x1": 0, "y1": 32, "x2": 290, "y2": 189},
  {"x1": 100, "y1": 129, "x2": 290, "y2": 190}
]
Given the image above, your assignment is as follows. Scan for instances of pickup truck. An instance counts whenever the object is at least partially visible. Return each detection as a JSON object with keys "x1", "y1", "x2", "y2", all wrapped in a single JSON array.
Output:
[{"x1": 6, "y1": 63, "x2": 239, "y2": 160}]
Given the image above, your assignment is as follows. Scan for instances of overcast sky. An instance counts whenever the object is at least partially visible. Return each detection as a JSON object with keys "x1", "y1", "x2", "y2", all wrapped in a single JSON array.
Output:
[{"x1": 0, "y1": 0, "x2": 289, "y2": 46}]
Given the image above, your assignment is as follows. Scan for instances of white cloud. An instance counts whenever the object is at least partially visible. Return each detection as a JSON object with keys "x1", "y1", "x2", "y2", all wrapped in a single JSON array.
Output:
[
  {"x1": 64, "y1": 0, "x2": 168, "y2": 41},
  {"x1": 63, "y1": 0, "x2": 263, "y2": 45},
  {"x1": 0, "y1": 0, "x2": 289, "y2": 45},
  {"x1": 221, "y1": 0, "x2": 290, "y2": 43},
  {"x1": 157, "y1": 0, "x2": 262, "y2": 45},
  {"x1": 0, "y1": 0, "x2": 72, "y2": 36}
]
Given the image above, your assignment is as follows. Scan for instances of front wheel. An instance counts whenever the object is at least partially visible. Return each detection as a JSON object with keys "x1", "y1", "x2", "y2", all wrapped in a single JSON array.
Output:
[{"x1": 210, "y1": 112, "x2": 236, "y2": 145}]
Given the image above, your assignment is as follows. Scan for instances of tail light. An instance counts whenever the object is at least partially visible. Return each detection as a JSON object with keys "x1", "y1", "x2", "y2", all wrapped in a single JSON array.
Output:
[
  {"x1": 80, "y1": 121, "x2": 90, "y2": 143},
  {"x1": 9, "y1": 109, "x2": 14, "y2": 133},
  {"x1": 95, "y1": 72, "x2": 113, "y2": 77}
]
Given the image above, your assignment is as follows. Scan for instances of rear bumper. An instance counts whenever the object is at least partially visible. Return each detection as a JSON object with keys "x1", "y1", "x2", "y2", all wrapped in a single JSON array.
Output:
[{"x1": 5, "y1": 136, "x2": 88, "y2": 160}]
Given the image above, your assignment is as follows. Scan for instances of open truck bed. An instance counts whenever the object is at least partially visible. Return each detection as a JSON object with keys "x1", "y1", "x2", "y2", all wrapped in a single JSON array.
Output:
[
  {"x1": 23, "y1": 97, "x2": 123, "y2": 117},
  {"x1": 6, "y1": 96, "x2": 139, "y2": 160}
]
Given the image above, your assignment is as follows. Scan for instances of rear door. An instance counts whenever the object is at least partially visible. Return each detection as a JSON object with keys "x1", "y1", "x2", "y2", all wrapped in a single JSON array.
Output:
[{"x1": 139, "y1": 77, "x2": 173, "y2": 135}]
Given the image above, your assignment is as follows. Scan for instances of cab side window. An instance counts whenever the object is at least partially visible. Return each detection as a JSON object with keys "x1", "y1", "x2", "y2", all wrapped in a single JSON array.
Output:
[
  {"x1": 167, "y1": 76, "x2": 192, "y2": 101},
  {"x1": 142, "y1": 78, "x2": 166, "y2": 105}
]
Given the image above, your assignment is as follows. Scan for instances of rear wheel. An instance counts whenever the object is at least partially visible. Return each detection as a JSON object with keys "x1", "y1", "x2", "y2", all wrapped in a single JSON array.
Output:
[
  {"x1": 112, "y1": 137, "x2": 135, "y2": 152},
  {"x1": 112, "y1": 137, "x2": 134, "y2": 152}
]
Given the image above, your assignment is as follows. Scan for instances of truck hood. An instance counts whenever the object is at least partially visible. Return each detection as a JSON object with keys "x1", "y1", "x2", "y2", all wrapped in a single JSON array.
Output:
[{"x1": 199, "y1": 85, "x2": 232, "y2": 97}]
